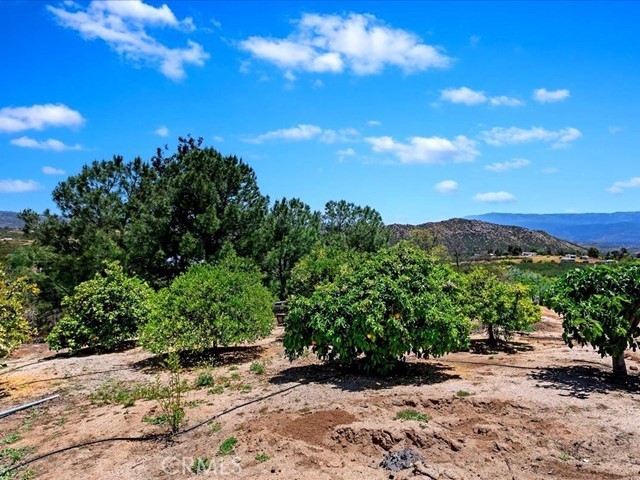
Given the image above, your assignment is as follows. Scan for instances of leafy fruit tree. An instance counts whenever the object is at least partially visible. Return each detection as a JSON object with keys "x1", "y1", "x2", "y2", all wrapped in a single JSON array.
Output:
[
  {"x1": 0, "y1": 271, "x2": 38, "y2": 357},
  {"x1": 140, "y1": 254, "x2": 275, "y2": 354},
  {"x1": 551, "y1": 263, "x2": 640, "y2": 377},
  {"x1": 322, "y1": 200, "x2": 390, "y2": 253},
  {"x1": 465, "y1": 269, "x2": 541, "y2": 345},
  {"x1": 284, "y1": 243, "x2": 471, "y2": 374},
  {"x1": 407, "y1": 229, "x2": 449, "y2": 262},
  {"x1": 261, "y1": 198, "x2": 321, "y2": 300},
  {"x1": 47, "y1": 262, "x2": 155, "y2": 353}
]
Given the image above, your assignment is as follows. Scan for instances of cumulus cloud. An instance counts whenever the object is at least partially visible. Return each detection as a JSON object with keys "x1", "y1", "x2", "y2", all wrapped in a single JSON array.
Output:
[
  {"x1": 473, "y1": 191, "x2": 516, "y2": 203},
  {"x1": 440, "y1": 87, "x2": 523, "y2": 107},
  {"x1": 0, "y1": 104, "x2": 84, "y2": 133},
  {"x1": 365, "y1": 135, "x2": 479, "y2": 164},
  {"x1": 533, "y1": 88, "x2": 570, "y2": 103},
  {"x1": 42, "y1": 166, "x2": 67, "y2": 175},
  {"x1": 48, "y1": 0, "x2": 208, "y2": 81},
  {"x1": 485, "y1": 158, "x2": 530, "y2": 172},
  {"x1": 154, "y1": 125, "x2": 169, "y2": 137},
  {"x1": 481, "y1": 126, "x2": 581, "y2": 148},
  {"x1": 10, "y1": 136, "x2": 83, "y2": 151},
  {"x1": 240, "y1": 12, "x2": 451, "y2": 76},
  {"x1": 434, "y1": 180, "x2": 458, "y2": 194},
  {"x1": 0, "y1": 179, "x2": 42, "y2": 193},
  {"x1": 246, "y1": 124, "x2": 359, "y2": 144},
  {"x1": 607, "y1": 177, "x2": 640, "y2": 194}
]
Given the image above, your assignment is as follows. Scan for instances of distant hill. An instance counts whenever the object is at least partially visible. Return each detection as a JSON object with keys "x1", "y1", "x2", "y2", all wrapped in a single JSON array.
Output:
[
  {"x1": 466, "y1": 212, "x2": 640, "y2": 248},
  {"x1": 0, "y1": 211, "x2": 23, "y2": 229},
  {"x1": 389, "y1": 218, "x2": 585, "y2": 257}
]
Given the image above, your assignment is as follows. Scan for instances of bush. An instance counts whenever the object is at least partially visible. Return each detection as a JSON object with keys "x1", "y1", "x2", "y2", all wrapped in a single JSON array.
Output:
[
  {"x1": 465, "y1": 268, "x2": 541, "y2": 344},
  {"x1": 0, "y1": 271, "x2": 38, "y2": 357},
  {"x1": 47, "y1": 262, "x2": 153, "y2": 353},
  {"x1": 505, "y1": 267, "x2": 554, "y2": 304},
  {"x1": 140, "y1": 254, "x2": 274, "y2": 354},
  {"x1": 284, "y1": 243, "x2": 471, "y2": 374}
]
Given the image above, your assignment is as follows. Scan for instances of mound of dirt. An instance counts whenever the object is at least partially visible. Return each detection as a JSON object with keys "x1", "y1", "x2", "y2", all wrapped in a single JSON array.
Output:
[{"x1": 275, "y1": 409, "x2": 356, "y2": 445}]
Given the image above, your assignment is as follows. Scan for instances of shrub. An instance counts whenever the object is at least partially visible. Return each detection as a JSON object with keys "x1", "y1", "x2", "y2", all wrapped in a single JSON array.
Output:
[
  {"x1": 140, "y1": 254, "x2": 274, "y2": 354},
  {"x1": 395, "y1": 409, "x2": 430, "y2": 422},
  {"x1": 284, "y1": 243, "x2": 471, "y2": 374},
  {"x1": 249, "y1": 362, "x2": 265, "y2": 375},
  {"x1": 194, "y1": 371, "x2": 215, "y2": 388},
  {"x1": 465, "y1": 269, "x2": 541, "y2": 345},
  {"x1": 218, "y1": 437, "x2": 238, "y2": 456},
  {"x1": 47, "y1": 262, "x2": 153, "y2": 353},
  {"x1": 0, "y1": 271, "x2": 38, "y2": 357}
]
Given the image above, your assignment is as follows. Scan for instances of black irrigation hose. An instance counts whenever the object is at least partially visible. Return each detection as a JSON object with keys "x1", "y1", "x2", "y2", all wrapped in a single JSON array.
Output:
[{"x1": 0, "y1": 372, "x2": 343, "y2": 477}]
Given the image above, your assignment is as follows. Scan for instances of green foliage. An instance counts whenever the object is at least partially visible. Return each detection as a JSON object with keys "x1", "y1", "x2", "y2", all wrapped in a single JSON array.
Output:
[
  {"x1": 407, "y1": 229, "x2": 450, "y2": 262},
  {"x1": 140, "y1": 254, "x2": 274, "y2": 354},
  {"x1": 0, "y1": 271, "x2": 38, "y2": 357},
  {"x1": 218, "y1": 437, "x2": 238, "y2": 456},
  {"x1": 550, "y1": 263, "x2": 640, "y2": 376},
  {"x1": 153, "y1": 353, "x2": 189, "y2": 433},
  {"x1": 456, "y1": 390, "x2": 473, "y2": 397},
  {"x1": 249, "y1": 362, "x2": 265, "y2": 375},
  {"x1": 89, "y1": 380, "x2": 158, "y2": 407},
  {"x1": 0, "y1": 436, "x2": 20, "y2": 446},
  {"x1": 322, "y1": 200, "x2": 390, "y2": 253},
  {"x1": 395, "y1": 409, "x2": 430, "y2": 422},
  {"x1": 191, "y1": 457, "x2": 211, "y2": 474},
  {"x1": 142, "y1": 414, "x2": 169, "y2": 425},
  {"x1": 255, "y1": 453, "x2": 270, "y2": 463},
  {"x1": 464, "y1": 268, "x2": 541, "y2": 344},
  {"x1": 505, "y1": 267, "x2": 554, "y2": 303},
  {"x1": 512, "y1": 261, "x2": 591, "y2": 278},
  {"x1": 587, "y1": 247, "x2": 600, "y2": 258},
  {"x1": 47, "y1": 262, "x2": 154, "y2": 353},
  {"x1": 261, "y1": 198, "x2": 321, "y2": 300},
  {"x1": 284, "y1": 242, "x2": 471, "y2": 374},
  {"x1": 194, "y1": 371, "x2": 215, "y2": 388}
]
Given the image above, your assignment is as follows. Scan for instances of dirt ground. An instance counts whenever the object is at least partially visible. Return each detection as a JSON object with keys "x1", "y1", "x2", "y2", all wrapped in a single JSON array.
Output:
[{"x1": 1, "y1": 308, "x2": 640, "y2": 480}]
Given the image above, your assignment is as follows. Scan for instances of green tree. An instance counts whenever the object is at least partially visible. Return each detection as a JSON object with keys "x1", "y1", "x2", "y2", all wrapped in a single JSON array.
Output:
[
  {"x1": 284, "y1": 243, "x2": 471, "y2": 374},
  {"x1": 140, "y1": 254, "x2": 275, "y2": 354},
  {"x1": 322, "y1": 200, "x2": 390, "y2": 253},
  {"x1": 465, "y1": 268, "x2": 541, "y2": 345},
  {"x1": 0, "y1": 271, "x2": 38, "y2": 357},
  {"x1": 261, "y1": 198, "x2": 321, "y2": 300},
  {"x1": 587, "y1": 247, "x2": 600, "y2": 258},
  {"x1": 407, "y1": 229, "x2": 449, "y2": 262},
  {"x1": 47, "y1": 262, "x2": 154, "y2": 353},
  {"x1": 550, "y1": 263, "x2": 640, "y2": 377}
]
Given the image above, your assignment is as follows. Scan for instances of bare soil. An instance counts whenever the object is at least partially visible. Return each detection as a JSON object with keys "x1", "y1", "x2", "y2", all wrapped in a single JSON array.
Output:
[{"x1": 1, "y1": 308, "x2": 640, "y2": 479}]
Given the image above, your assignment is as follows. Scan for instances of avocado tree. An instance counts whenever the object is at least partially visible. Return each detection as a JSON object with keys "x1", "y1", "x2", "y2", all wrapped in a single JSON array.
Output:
[
  {"x1": 551, "y1": 263, "x2": 640, "y2": 377},
  {"x1": 0, "y1": 271, "x2": 38, "y2": 357},
  {"x1": 284, "y1": 243, "x2": 471, "y2": 374},
  {"x1": 465, "y1": 268, "x2": 541, "y2": 345}
]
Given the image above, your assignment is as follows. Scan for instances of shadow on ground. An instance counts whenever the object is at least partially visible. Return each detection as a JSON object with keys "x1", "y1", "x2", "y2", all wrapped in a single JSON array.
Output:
[
  {"x1": 132, "y1": 345, "x2": 266, "y2": 372},
  {"x1": 470, "y1": 339, "x2": 534, "y2": 355},
  {"x1": 269, "y1": 361, "x2": 460, "y2": 392},
  {"x1": 528, "y1": 365, "x2": 640, "y2": 399}
]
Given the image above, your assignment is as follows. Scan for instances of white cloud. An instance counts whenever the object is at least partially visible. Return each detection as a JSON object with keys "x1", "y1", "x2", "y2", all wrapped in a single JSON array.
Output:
[
  {"x1": 434, "y1": 180, "x2": 458, "y2": 194},
  {"x1": 469, "y1": 35, "x2": 480, "y2": 47},
  {"x1": 337, "y1": 148, "x2": 356, "y2": 156},
  {"x1": 609, "y1": 126, "x2": 623, "y2": 134},
  {"x1": 240, "y1": 12, "x2": 452, "y2": 76},
  {"x1": 489, "y1": 96, "x2": 524, "y2": 107},
  {"x1": 365, "y1": 135, "x2": 479, "y2": 164},
  {"x1": 533, "y1": 88, "x2": 570, "y2": 103},
  {"x1": 246, "y1": 124, "x2": 359, "y2": 144},
  {"x1": 485, "y1": 158, "x2": 530, "y2": 172},
  {"x1": 440, "y1": 87, "x2": 523, "y2": 107},
  {"x1": 607, "y1": 177, "x2": 640, "y2": 194},
  {"x1": 473, "y1": 191, "x2": 516, "y2": 203},
  {"x1": 481, "y1": 126, "x2": 581, "y2": 148},
  {"x1": 542, "y1": 167, "x2": 559, "y2": 174},
  {"x1": 154, "y1": 125, "x2": 169, "y2": 137},
  {"x1": 284, "y1": 70, "x2": 297, "y2": 82},
  {"x1": 42, "y1": 166, "x2": 67, "y2": 175},
  {"x1": 440, "y1": 87, "x2": 486, "y2": 105},
  {"x1": 10, "y1": 136, "x2": 83, "y2": 151},
  {"x1": 213, "y1": 135, "x2": 224, "y2": 143},
  {"x1": 0, "y1": 103, "x2": 84, "y2": 133},
  {"x1": 48, "y1": 1, "x2": 208, "y2": 81},
  {"x1": 367, "y1": 120, "x2": 381, "y2": 126},
  {"x1": 0, "y1": 179, "x2": 42, "y2": 193},
  {"x1": 312, "y1": 79, "x2": 325, "y2": 88}
]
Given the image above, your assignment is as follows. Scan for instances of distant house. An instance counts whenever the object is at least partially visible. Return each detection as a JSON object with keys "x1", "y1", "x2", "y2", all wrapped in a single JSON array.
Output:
[
  {"x1": 560, "y1": 257, "x2": 576, "y2": 263},
  {"x1": 521, "y1": 252, "x2": 536, "y2": 257},
  {"x1": 1, "y1": 237, "x2": 14, "y2": 242},
  {"x1": 605, "y1": 259, "x2": 616, "y2": 265}
]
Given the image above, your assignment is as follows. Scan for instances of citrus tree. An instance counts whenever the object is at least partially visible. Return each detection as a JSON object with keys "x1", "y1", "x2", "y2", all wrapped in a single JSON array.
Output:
[
  {"x1": 465, "y1": 269, "x2": 541, "y2": 345},
  {"x1": 0, "y1": 271, "x2": 38, "y2": 357},
  {"x1": 551, "y1": 263, "x2": 640, "y2": 377},
  {"x1": 47, "y1": 262, "x2": 154, "y2": 353},
  {"x1": 284, "y1": 243, "x2": 471, "y2": 374},
  {"x1": 140, "y1": 254, "x2": 274, "y2": 354}
]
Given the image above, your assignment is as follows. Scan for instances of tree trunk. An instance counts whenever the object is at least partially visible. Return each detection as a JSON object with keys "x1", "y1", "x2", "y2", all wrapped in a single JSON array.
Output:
[
  {"x1": 612, "y1": 353, "x2": 627, "y2": 378},
  {"x1": 488, "y1": 325, "x2": 496, "y2": 346}
]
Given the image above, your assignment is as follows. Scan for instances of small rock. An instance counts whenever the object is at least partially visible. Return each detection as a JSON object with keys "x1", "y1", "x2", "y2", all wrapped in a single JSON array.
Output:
[{"x1": 380, "y1": 449, "x2": 424, "y2": 472}]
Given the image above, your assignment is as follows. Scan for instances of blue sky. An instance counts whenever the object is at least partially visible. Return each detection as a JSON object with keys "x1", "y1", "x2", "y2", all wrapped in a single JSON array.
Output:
[{"x1": 1, "y1": 1, "x2": 639, "y2": 224}]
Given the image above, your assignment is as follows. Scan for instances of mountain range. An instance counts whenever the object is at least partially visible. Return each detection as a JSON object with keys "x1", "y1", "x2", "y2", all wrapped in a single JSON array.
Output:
[
  {"x1": 0, "y1": 211, "x2": 22, "y2": 229},
  {"x1": 466, "y1": 212, "x2": 640, "y2": 248}
]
